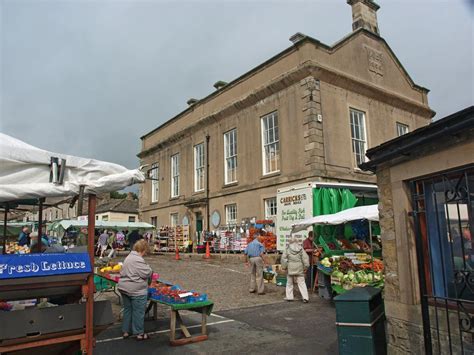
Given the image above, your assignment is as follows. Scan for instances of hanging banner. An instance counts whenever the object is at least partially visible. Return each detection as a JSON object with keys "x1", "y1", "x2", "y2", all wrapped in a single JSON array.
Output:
[{"x1": 0, "y1": 253, "x2": 91, "y2": 279}]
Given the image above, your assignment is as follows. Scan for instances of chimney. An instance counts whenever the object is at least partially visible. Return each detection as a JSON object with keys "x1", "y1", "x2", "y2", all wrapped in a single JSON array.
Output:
[
  {"x1": 213, "y1": 81, "x2": 228, "y2": 90},
  {"x1": 289, "y1": 32, "x2": 306, "y2": 45},
  {"x1": 347, "y1": 0, "x2": 380, "y2": 35},
  {"x1": 187, "y1": 98, "x2": 198, "y2": 106}
]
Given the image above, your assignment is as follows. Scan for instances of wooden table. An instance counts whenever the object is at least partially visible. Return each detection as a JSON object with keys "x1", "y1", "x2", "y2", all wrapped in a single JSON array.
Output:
[{"x1": 148, "y1": 299, "x2": 214, "y2": 346}]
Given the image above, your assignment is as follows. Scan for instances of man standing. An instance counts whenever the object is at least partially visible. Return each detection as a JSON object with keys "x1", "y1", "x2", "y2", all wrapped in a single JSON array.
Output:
[
  {"x1": 303, "y1": 231, "x2": 316, "y2": 289},
  {"x1": 244, "y1": 232, "x2": 267, "y2": 295},
  {"x1": 98, "y1": 230, "x2": 109, "y2": 258},
  {"x1": 18, "y1": 226, "x2": 30, "y2": 246}
]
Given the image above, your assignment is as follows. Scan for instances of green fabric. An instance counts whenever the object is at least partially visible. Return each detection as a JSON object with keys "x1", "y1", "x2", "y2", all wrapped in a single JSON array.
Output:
[
  {"x1": 94, "y1": 275, "x2": 116, "y2": 292},
  {"x1": 151, "y1": 299, "x2": 214, "y2": 315},
  {"x1": 313, "y1": 188, "x2": 358, "y2": 238}
]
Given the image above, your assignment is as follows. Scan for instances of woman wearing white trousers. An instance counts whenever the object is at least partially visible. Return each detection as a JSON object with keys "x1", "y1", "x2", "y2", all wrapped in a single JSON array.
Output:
[{"x1": 281, "y1": 236, "x2": 310, "y2": 303}]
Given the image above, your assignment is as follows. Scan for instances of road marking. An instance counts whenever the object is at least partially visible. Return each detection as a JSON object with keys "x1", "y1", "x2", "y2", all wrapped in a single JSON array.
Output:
[
  {"x1": 202, "y1": 262, "x2": 246, "y2": 275},
  {"x1": 97, "y1": 319, "x2": 235, "y2": 344},
  {"x1": 210, "y1": 313, "x2": 226, "y2": 319}
]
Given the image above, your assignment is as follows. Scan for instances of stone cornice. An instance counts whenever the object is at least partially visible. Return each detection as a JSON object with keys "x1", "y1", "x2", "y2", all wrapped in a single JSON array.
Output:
[{"x1": 138, "y1": 61, "x2": 434, "y2": 159}]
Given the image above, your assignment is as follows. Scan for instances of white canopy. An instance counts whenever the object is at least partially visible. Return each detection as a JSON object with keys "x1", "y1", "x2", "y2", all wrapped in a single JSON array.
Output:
[
  {"x1": 0, "y1": 133, "x2": 145, "y2": 203},
  {"x1": 50, "y1": 220, "x2": 155, "y2": 231},
  {"x1": 291, "y1": 204, "x2": 379, "y2": 233}
]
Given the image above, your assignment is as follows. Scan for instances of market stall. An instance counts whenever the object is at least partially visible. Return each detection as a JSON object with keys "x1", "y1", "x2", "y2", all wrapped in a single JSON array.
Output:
[
  {"x1": 292, "y1": 204, "x2": 384, "y2": 298},
  {"x1": 95, "y1": 265, "x2": 213, "y2": 346},
  {"x1": 0, "y1": 132, "x2": 144, "y2": 354}
]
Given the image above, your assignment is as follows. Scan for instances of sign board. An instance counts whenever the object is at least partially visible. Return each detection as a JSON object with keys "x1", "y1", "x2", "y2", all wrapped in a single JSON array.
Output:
[
  {"x1": 276, "y1": 185, "x2": 313, "y2": 251},
  {"x1": 0, "y1": 253, "x2": 92, "y2": 280}
]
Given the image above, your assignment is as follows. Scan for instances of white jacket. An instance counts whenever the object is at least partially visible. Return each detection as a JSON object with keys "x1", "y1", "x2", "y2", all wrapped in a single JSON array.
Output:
[{"x1": 281, "y1": 243, "x2": 310, "y2": 276}]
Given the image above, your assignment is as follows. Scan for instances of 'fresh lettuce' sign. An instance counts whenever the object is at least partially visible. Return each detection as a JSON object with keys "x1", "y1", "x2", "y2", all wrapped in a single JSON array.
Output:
[{"x1": 0, "y1": 253, "x2": 91, "y2": 279}]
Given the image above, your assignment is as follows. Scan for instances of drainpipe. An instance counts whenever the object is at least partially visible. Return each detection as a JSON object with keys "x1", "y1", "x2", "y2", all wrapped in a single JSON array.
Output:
[{"x1": 206, "y1": 135, "x2": 210, "y2": 232}]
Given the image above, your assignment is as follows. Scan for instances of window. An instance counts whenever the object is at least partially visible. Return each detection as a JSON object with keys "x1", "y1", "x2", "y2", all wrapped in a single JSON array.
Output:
[
  {"x1": 171, "y1": 154, "x2": 180, "y2": 198},
  {"x1": 261, "y1": 112, "x2": 280, "y2": 174},
  {"x1": 151, "y1": 163, "x2": 159, "y2": 203},
  {"x1": 194, "y1": 143, "x2": 205, "y2": 192},
  {"x1": 350, "y1": 109, "x2": 367, "y2": 167},
  {"x1": 102, "y1": 215, "x2": 108, "y2": 221},
  {"x1": 170, "y1": 213, "x2": 179, "y2": 227},
  {"x1": 225, "y1": 204, "x2": 237, "y2": 225},
  {"x1": 224, "y1": 129, "x2": 237, "y2": 184},
  {"x1": 264, "y1": 197, "x2": 277, "y2": 220},
  {"x1": 128, "y1": 216, "x2": 136, "y2": 223},
  {"x1": 95, "y1": 216, "x2": 98, "y2": 220},
  {"x1": 151, "y1": 216, "x2": 158, "y2": 228},
  {"x1": 396, "y1": 122, "x2": 409, "y2": 137}
]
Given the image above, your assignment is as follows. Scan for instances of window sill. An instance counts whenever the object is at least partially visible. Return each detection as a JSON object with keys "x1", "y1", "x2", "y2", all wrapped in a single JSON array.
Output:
[
  {"x1": 354, "y1": 167, "x2": 373, "y2": 175},
  {"x1": 223, "y1": 182, "x2": 238, "y2": 188},
  {"x1": 261, "y1": 171, "x2": 281, "y2": 180},
  {"x1": 169, "y1": 196, "x2": 180, "y2": 201},
  {"x1": 192, "y1": 190, "x2": 205, "y2": 196}
]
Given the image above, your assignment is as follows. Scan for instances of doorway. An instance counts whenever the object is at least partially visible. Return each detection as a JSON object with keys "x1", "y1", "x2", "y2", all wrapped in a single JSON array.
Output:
[{"x1": 196, "y1": 212, "x2": 203, "y2": 244}]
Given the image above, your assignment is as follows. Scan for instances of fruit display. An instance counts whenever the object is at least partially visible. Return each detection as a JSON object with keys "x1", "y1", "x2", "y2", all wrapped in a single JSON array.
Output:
[
  {"x1": 148, "y1": 281, "x2": 208, "y2": 304},
  {"x1": 99, "y1": 263, "x2": 122, "y2": 273},
  {"x1": 5, "y1": 242, "x2": 30, "y2": 254},
  {"x1": 248, "y1": 228, "x2": 277, "y2": 252},
  {"x1": 319, "y1": 255, "x2": 385, "y2": 291}
]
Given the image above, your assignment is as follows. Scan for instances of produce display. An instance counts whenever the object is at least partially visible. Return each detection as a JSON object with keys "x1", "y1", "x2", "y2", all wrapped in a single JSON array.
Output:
[
  {"x1": 148, "y1": 281, "x2": 208, "y2": 304},
  {"x1": 5, "y1": 242, "x2": 30, "y2": 254},
  {"x1": 99, "y1": 264, "x2": 122, "y2": 273},
  {"x1": 319, "y1": 255, "x2": 384, "y2": 292},
  {"x1": 248, "y1": 227, "x2": 277, "y2": 251}
]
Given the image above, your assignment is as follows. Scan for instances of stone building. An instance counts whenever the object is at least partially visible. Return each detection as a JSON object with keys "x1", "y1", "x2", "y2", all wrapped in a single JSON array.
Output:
[
  {"x1": 361, "y1": 106, "x2": 474, "y2": 354},
  {"x1": 138, "y1": 0, "x2": 434, "y2": 239}
]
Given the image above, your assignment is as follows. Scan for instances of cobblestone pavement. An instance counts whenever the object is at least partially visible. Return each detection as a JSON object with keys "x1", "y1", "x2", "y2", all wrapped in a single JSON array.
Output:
[
  {"x1": 95, "y1": 254, "x2": 338, "y2": 354},
  {"x1": 99, "y1": 253, "x2": 291, "y2": 317}
]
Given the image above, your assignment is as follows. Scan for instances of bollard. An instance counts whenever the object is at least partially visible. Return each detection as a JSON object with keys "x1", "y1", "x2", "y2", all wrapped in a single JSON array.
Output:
[{"x1": 175, "y1": 247, "x2": 181, "y2": 261}]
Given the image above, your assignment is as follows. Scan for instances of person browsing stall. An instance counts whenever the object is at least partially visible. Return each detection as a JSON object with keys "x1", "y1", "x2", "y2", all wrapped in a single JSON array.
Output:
[
  {"x1": 303, "y1": 231, "x2": 316, "y2": 288},
  {"x1": 244, "y1": 232, "x2": 267, "y2": 295},
  {"x1": 282, "y1": 235, "x2": 310, "y2": 303},
  {"x1": 18, "y1": 226, "x2": 30, "y2": 246},
  {"x1": 118, "y1": 239, "x2": 153, "y2": 341}
]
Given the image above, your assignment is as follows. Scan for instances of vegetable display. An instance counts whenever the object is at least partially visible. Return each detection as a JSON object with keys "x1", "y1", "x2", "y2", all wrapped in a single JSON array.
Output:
[{"x1": 318, "y1": 255, "x2": 385, "y2": 292}]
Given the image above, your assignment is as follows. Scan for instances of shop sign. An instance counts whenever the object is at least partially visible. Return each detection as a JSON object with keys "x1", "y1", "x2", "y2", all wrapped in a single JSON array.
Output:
[
  {"x1": 0, "y1": 253, "x2": 92, "y2": 279},
  {"x1": 276, "y1": 186, "x2": 313, "y2": 251}
]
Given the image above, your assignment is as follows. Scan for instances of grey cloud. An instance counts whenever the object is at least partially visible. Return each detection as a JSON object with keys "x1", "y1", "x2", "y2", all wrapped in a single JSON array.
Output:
[{"x1": 1, "y1": 0, "x2": 472, "y2": 170}]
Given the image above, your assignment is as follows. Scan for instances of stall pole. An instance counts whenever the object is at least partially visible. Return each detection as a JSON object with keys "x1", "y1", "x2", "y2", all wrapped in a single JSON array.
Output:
[
  {"x1": 37, "y1": 198, "x2": 44, "y2": 253},
  {"x1": 205, "y1": 134, "x2": 210, "y2": 235},
  {"x1": 369, "y1": 220, "x2": 374, "y2": 278},
  {"x1": 85, "y1": 194, "x2": 96, "y2": 354},
  {"x1": 2, "y1": 205, "x2": 8, "y2": 255}
]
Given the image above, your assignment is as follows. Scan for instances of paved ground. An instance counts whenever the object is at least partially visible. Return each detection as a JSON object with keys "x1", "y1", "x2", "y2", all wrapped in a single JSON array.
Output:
[
  {"x1": 95, "y1": 254, "x2": 338, "y2": 354},
  {"x1": 98, "y1": 253, "x2": 288, "y2": 315},
  {"x1": 96, "y1": 299, "x2": 338, "y2": 354}
]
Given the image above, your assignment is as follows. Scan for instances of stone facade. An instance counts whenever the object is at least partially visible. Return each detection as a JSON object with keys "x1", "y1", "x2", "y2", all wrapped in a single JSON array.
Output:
[
  {"x1": 362, "y1": 107, "x2": 474, "y2": 354},
  {"x1": 138, "y1": 2, "x2": 433, "y2": 239}
]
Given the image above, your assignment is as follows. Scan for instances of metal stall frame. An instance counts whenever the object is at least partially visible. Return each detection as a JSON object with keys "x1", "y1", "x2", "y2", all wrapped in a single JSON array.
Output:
[{"x1": 0, "y1": 194, "x2": 97, "y2": 354}]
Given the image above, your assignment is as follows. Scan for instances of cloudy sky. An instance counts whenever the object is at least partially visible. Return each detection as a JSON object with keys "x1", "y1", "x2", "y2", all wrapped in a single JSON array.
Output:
[{"x1": 1, "y1": 0, "x2": 473, "y2": 171}]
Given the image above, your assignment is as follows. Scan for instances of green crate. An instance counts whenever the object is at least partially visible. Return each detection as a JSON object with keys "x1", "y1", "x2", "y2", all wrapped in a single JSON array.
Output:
[
  {"x1": 318, "y1": 235, "x2": 342, "y2": 254},
  {"x1": 276, "y1": 274, "x2": 287, "y2": 287}
]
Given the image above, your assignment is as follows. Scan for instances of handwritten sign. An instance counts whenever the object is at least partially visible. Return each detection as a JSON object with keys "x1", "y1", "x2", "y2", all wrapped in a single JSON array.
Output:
[{"x1": 0, "y1": 253, "x2": 92, "y2": 279}]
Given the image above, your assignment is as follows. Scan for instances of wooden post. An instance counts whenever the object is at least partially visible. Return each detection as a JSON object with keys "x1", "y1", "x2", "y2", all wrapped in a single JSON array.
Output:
[
  {"x1": 2, "y1": 205, "x2": 8, "y2": 255},
  {"x1": 170, "y1": 310, "x2": 177, "y2": 342},
  {"x1": 37, "y1": 198, "x2": 44, "y2": 253},
  {"x1": 85, "y1": 194, "x2": 96, "y2": 354}
]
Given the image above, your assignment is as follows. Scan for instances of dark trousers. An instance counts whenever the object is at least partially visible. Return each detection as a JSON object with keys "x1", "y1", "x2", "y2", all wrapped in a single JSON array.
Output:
[{"x1": 305, "y1": 265, "x2": 317, "y2": 290}]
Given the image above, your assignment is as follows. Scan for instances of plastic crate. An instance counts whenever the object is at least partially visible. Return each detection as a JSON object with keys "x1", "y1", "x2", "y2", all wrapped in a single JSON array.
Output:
[{"x1": 318, "y1": 235, "x2": 342, "y2": 254}]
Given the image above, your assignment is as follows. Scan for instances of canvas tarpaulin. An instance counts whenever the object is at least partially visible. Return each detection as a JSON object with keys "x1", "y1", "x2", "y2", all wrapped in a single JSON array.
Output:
[
  {"x1": 0, "y1": 133, "x2": 145, "y2": 203},
  {"x1": 312, "y1": 188, "x2": 358, "y2": 237},
  {"x1": 291, "y1": 204, "x2": 379, "y2": 233}
]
